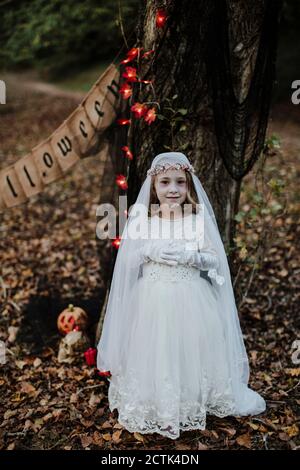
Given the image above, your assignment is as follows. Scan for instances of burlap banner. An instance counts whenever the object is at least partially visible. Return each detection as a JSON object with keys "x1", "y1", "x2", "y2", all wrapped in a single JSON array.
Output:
[{"x1": 0, "y1": 63, "x2": 120, "y2": 213}]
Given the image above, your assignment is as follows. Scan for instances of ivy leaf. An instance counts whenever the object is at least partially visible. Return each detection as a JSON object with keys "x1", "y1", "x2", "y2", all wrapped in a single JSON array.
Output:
[
  {"x1": 173, "y1": 116, "x2": 184, "y2": 122},
  {"x1": 234, "y1": 211, "x2": 246, "y2": 222},
  {"x1": 179, "y1": 142, "x2": 189, "y2": 150}
]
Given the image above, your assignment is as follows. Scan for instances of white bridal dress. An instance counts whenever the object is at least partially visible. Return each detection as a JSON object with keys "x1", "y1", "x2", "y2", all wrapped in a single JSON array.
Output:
[{"x1": 102, "y1": 213, "x2": 266, "y2": 440}]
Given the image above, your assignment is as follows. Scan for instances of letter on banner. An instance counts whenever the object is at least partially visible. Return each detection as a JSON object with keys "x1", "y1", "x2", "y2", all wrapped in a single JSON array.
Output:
[
  {"x1": 95, "y1": 64, "x2": 120, "y2": 130},
  {"x1": 50, "y1": 121, "x2": 80, "y2": 172},
  {"x1": 32, "y1": 138, "x2": 63, "y2": 184},
  {"x1": 0, "y1": 165, "x2": 28, "y2": 208},
  {"x1": 66, "y1": 105, "x2": 97, "y2": 156},
  {"x1": 84, "y1": 63, "x2": 120, "y2": 131},
  {"x1": 0, "y1": 63, "x2": 121, "y2": 213},
  {"x1": 14, "y1": 152, "x2": 44, "y2": 197}
]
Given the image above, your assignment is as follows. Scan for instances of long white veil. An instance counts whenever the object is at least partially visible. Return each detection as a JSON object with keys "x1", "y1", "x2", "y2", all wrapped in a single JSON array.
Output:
[{"x1": 97, "y1": 152, "x2": 251, "y2": 409}]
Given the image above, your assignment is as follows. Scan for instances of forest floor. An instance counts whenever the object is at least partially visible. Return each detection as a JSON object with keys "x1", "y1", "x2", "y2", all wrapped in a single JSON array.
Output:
[{"x1": 0, "y1": 72, "x2": 299, "y2": 451}]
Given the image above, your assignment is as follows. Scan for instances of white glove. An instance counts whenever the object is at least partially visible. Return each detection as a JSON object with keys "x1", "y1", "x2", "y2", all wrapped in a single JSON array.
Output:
[
  {"x1": 138, "y1": 241, "x2": 180, "y2": 266},
  {"x1": 168, "y1": 242, "x2": 225, "y2": 285},
  {"x1": 177, "y1": 248, "x2": 219, "y2": 270}
]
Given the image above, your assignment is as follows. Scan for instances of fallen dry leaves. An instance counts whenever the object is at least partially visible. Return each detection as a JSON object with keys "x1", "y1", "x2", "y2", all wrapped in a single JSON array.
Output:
[{"x1": 0, "y1": 80, "x2": 299, "y2": 450}]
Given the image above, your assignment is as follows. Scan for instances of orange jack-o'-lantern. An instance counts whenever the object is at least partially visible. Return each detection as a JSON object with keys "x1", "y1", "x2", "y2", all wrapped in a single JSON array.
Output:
[{"x1": 57, "y1": 304, "x2": 88, "y2": 335}]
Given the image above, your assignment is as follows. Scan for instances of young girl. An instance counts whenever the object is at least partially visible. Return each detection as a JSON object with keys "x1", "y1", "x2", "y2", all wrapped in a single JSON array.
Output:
[{"x1": 97, "y1": 152, "x2": 266, "y2": 440}]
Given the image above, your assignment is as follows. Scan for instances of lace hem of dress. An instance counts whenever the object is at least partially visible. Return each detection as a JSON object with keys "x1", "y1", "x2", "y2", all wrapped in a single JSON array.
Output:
[{"x1": 107, "y1": 371, "x2": 236, "y2": 440}]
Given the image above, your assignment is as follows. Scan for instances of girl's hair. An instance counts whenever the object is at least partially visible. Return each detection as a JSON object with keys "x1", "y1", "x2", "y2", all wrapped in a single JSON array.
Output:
[{"x1": 148, "y1": 170, "x2": 200, "y2": 217}]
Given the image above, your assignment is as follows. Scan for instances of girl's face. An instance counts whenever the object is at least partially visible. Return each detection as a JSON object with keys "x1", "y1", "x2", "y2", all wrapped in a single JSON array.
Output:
[{"x1": 154, "y1": 169, "x2": 187, "y2": 208}]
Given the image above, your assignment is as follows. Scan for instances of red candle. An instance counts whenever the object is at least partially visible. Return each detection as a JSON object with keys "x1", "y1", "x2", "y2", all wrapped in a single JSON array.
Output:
[{"x1": 84, "y1": 347, "x2": 97, "y2": 366}]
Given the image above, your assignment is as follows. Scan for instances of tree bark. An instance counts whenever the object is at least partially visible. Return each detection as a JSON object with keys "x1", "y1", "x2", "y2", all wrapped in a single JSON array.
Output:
[
  {"x1": 95, "y1": 0, "x2": 281, "y2": 343},
  {"x1": 128, "y1": 0, "x2": 280, "y2": 246}
]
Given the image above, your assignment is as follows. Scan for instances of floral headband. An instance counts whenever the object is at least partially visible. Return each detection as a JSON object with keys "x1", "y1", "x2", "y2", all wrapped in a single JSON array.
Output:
[{"x1": 147, "y1": 162, "x2": 195, "y2": 177}]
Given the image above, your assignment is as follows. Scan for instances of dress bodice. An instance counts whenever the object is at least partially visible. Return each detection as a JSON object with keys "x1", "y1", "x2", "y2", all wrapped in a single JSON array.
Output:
[
  {"x1": 139, "y1": 213, "x2": 206, "y2": 282},
  {"x1": 146, "y1": 213, "x2": 204, "y2": 247}
]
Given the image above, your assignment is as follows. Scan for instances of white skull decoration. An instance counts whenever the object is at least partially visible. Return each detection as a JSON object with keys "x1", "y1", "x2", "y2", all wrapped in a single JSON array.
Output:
[{"x1": 57, "y1": 330, "x2": 89, "y2": 363}]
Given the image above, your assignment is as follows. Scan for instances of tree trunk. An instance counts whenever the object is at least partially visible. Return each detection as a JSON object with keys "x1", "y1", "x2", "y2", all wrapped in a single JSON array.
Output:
[
  {"x1": 128, "y1": 0, "x2": 281, "y2": 245},
  {"x1": 95, "y1": 0, "x2": 281, "y2": 343}
]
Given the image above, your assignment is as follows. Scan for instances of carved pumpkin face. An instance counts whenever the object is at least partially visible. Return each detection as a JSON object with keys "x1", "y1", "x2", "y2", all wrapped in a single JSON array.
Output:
[{"x1": 57, "y1": 304, "x2": 88, "y2": 335}]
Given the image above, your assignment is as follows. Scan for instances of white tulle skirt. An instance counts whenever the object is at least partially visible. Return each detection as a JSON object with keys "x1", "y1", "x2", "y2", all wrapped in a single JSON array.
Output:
[{"x1": 107, "y1": 262, "x2": 266, "y2": 440}]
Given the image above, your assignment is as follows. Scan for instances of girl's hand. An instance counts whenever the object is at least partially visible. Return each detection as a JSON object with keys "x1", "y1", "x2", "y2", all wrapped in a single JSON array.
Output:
[
  {"x1": 140, "y1": 242, "x2": 179, "y2": 266},
  {"x1": 159, "y1": 246, "x2": 181, "y2": 265}
]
